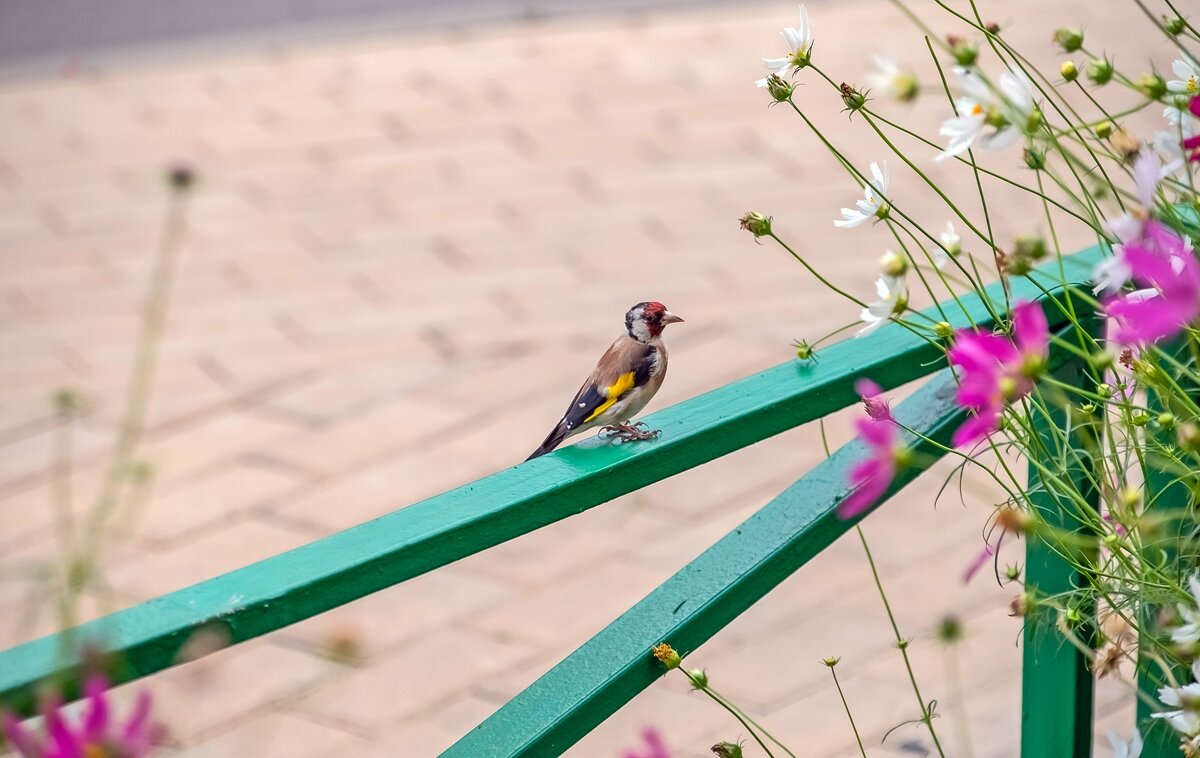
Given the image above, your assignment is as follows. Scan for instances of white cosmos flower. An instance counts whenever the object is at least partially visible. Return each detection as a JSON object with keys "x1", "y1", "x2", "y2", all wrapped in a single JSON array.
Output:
[
  {"x1": 933, "y1": 221, "x2": 960, "y2": 268},
  {"x1": 857, "y1": 274, "x2": 907, "y2": 336},
  {"x1": 936, "y1": 68, "x2": 1036, "y2": 161},
  {"x1": 867, "y1": 55, "x2": 918, "y2": 102},
  {"x1": 834, "y1": 162, "x2": 889, "y2": 229},
  {"x1": 760, "y1": 5, "x2": 813, "y2": 82},
  {"x1": 1165, "y1": 58, "x2": 1200, "y2": 124},
  {"x1": 1154, "y1": 120, "x2": 1197, "y2": 177},
  {"x1": 1153, "y1": 681, "x2": 1200, "y2": 736},
  {"x1": 1107, "y1": 729, "x2": 1143, "y2": 758},
  {"x1": 1171, "y1": 574, "x2": 1200, "y2": 647},
  {"x1": 1092, "y1": 150, "x2": 1162, "y2": 295}
]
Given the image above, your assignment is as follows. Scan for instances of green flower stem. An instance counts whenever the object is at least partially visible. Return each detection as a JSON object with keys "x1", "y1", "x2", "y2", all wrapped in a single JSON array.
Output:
[
  {"x1": 681, "y1": 669, "x2": 780, "y2": 758},
  {"x1": 856, "y1": 526, "x2": 947, "y2": 758},
  {"x1": 826, "y1": 662, "x2": 868, "y2": 758}
]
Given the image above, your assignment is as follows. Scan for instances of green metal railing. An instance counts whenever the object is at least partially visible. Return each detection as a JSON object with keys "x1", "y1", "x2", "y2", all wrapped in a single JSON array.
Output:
[{"x1": 0, "y1": 244, "x2": 1133, "y2": 756}]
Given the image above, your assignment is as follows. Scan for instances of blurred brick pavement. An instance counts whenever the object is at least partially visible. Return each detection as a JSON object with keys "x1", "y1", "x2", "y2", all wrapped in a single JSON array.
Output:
[{"x1": 0, "y1": 0, "x2": 1163, "y2": 755}]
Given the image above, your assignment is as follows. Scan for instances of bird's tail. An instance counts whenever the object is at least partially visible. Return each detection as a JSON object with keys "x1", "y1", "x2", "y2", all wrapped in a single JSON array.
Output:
[{"x1": 526, "y1": 423, "x2": 569, "y2": 461}]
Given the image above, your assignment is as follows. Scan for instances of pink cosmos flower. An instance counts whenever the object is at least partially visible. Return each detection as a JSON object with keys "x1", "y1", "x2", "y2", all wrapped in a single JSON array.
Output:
[
  {"x1": 1186, "y1": 97, "x2": 1200, "y2": 162},
  {"x1": 1106, "y1": 221, "x2": 1200, "y2": 345},
  {"x1": 856, "y1": 378, "x2": 893, "y2": 422},
  {"x1": 948, "y1": 300, "x2": 1049, "y2": 448},
  {"x1": 839, "y1": 409, "x2": 901, "y2": 520},
  {"x1": 621, "y1": 728, "x2": 671, "y2": 758},
  {"x1": 3, "y1": 675, "x2": 164, "y2": 758}
]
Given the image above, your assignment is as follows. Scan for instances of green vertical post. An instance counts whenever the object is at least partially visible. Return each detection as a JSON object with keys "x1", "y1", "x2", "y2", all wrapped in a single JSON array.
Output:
[{"x1": 1021, "y1": 351, "x2": 1097, "y2": 758}]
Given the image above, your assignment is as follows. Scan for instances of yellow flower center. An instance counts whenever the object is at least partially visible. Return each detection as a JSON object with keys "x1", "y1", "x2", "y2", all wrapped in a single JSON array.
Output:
[
  {"x1": 84, "y1": 745, "x2": 108, "y2": 758},
  {"x1": 970, "y1": 103, "x2": 984, "y2": 116},
  {"x1": 1189, "y1": 75, "x2": 1198, "y2": 93}
]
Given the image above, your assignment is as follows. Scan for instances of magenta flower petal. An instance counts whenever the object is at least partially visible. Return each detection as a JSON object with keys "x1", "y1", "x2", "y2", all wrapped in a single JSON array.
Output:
[
  {"x1": 952, "y1": 406, "x2": 1001, "y2": 447},
  {"x1": 1190, "y1": 96, "x2": 1200, "y2": 119},
  {"x1": 839, "y1": 458, "x2": 893, "y2": 519},
  {"x1": 3, "y1": 713, "x2": 43, "y2": 758},
  {"x1": 1011, "y1": 300, "x2": 1048, "y2": 356},
  {"x1": 622, "y1": 729, "x2": 671, "y2": 758},
  {"x1": 82, "y1": 675, "x2": 109, "y2": 742},
  {"x1": 855, "y1": 378, "x2": 894, "y2": 422}
]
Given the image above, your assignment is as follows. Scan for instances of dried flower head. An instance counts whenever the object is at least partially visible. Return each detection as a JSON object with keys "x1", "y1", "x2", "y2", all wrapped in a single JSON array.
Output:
[{"x1": 652, "y1": 642, "x2": 682, "y2": 669}]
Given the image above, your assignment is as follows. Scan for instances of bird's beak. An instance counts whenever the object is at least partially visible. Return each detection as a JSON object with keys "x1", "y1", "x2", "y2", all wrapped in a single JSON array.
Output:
[{"x1": 662, "y1": 311, "x2": 684, "y2": 324}]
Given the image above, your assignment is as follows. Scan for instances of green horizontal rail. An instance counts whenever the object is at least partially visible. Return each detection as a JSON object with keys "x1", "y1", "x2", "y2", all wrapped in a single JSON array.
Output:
[
  {"x1": 447, "y1": 319, "x2": 1090, "y2": 756},
  {"x1": 0, "y1": 246, "x2": 1101, "y2": 714}
]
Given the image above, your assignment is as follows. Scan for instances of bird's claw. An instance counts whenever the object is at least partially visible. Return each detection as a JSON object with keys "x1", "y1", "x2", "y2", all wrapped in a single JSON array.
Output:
[{"x1": 600, "y1": 423, "x2": 662, "y2": 444}]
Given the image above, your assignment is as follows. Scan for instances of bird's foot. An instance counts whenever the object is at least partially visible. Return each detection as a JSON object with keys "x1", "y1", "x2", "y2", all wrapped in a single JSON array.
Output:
[{"x1": 600, "y1": 422, "x2": 661, "y2": 443}]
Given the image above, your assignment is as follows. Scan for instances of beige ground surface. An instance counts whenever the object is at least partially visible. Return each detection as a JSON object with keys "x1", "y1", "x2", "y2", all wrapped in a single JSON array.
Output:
[{"x1": 0, "y1": 0, "x2": 1171, "y2": 755}]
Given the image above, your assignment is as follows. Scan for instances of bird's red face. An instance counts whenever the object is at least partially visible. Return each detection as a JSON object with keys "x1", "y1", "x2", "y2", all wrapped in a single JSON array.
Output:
[{"x1": 626, "y1": 301, "x2": 684, "y2": 341}]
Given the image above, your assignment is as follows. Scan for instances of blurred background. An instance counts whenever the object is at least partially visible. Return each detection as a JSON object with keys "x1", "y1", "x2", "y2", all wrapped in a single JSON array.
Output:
[{"x1": 0, "y1": 0, "x2": 1170, "y2": 754}]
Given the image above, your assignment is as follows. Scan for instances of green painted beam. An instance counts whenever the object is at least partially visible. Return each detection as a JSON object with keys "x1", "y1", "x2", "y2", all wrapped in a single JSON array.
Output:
[
  {"x1": 1020, "y1": 350, "x2": 1099, "y2": 758},
  {"x1": 0, "y1": 247, "x2": 1102, "y2": 714},
  {"x1": 444, "y1": 368, "x2": 967, "y2": 756}
]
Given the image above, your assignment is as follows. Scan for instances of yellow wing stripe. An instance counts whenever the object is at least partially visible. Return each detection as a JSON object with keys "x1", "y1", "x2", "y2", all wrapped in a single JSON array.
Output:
[{"x1": 584, "y1": 371, "x2": 636, "y2": 423}]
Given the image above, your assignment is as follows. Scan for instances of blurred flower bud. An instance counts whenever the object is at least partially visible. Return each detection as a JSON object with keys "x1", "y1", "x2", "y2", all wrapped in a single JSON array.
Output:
[
  {"x1": 840, "y1": 82, "x2": 867, "y2": 112},
  {"x1": 1094, "y1": 121, "x2": 1115, "y2": 139},
  {"x1": 1009, "y1": 592, "x2": 1031, "y2": 617},
  {"x1": 1132, "y1": 412, "x2": 1150, "y2": 427},
  {"x1": 1138, "y1": 73, "x2": 1168, "y2": 100},
  {"x1": 822, "y1": 656, "x2": 841, "y2": 667},
  {"x1": 984, "y1": 22, "x2": 1001, "y2": 35},
  {"x1": 1023, "y1": 146, "x2": 1047, "y2": 170},
  {"x1": 1079, "y1": 402, "x2": 1096, "y2": 414},
  {"x1": 934, "y1": 321, "x2": 954, "y2": 340},
  {"x1": 1087, "y1": 58, "x2": 1114, "y2": 86},
  {"x1": 688, "y1": 669, "x2": 708, "y2": 689},
  {"x1": 712, "y1": 742, "x2": 744, "y2": 758},
  {"x1": 1109, "y1": 128, "x2": 1141, "y2": 163},
  {"x1": 1120, "y1": 487, "x2": 1141, "y2": 508},
  {"x1": 1164, "y1": 15, "x2": 1187, "y2": 36},
  {"x1": 950, "y1": 38, "x2": 978, "y2": 66},
  {"x1": 937, "y1": 615, "x2": 964, "y2": 644},
  {"x1": 1053, "y1": 27, "x2": 1084, "y2": 52},
  {"x1": 996, "y1": 505, "x2": 1033, "y2": 534},
  {"x1": 53, "y1": 388, "x2": 87, "y2": 416},
  {"x1": 652, "y1": 642, "x2": 682, "y2": 669},
  {"x1": 879, "y1": 250, "x2": 907, "y2": 277},
  {"x1": 1090, "y1": 351, "x2": 1114, "y2": 371},
  {"x1": 1158, "y1": 412, "x2": 1176, "y2": 429},
  {"x1": 1005, "y1": 564, "x2": 1022, "y2": 582},
  {"x1": 1060, "y1": 60, "x2": 1079, "y2": 82},
  {"x1": 739, "y1": 211, "x2": 772, "y2": 239},
  {"x1": 761, "y1": 73, "x2": 794, "y2": 103},
  {"x1": 167, "y1": 162, "x2": 196, "y2": 192},
  {"x1": 1014, "y1": 236, "x2": 1047, "y2": 261}
]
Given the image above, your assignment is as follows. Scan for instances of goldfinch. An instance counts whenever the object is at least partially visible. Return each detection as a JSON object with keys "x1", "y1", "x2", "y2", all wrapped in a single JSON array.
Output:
[{"x1": 526, "y1": 301, "x2": 684, "y2": 461}]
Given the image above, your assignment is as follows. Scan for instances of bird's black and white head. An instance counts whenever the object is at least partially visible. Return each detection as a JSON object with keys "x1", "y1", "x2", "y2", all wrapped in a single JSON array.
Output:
[{"x1": 625, "y1": 301, "x2": 684, "y2": 343}]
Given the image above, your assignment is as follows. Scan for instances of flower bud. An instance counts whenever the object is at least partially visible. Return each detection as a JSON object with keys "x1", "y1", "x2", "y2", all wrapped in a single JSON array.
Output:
[
  {"x1": 712, "y1": 742, "x2": 744, "y2": 758},
  {"x1": 879, "y1": 250, "x2": 907, "y2": 277},
  {"x1": 1004, "y1": 564, "x2": 1022, "y2": 582},
  {"x1": 822, "y1": 656, "x2": 841, "y2": 667},
  {"x1": 1079, "y1": 402, "x2": 1096, "y2": 414},
  {"x1": 1087, "y1": 58, "x2": 1114, "y2": 86},
  {"x1": 984, "y1": 22, "x2": 1001, "y2": 35},
  {"x1": 1120, "y1": 487, "x2": 1141, "y2": 508},
  {"x1": 1109, "y1": 128, "x2": 1141, "y2": 162},
  {"x1": 1158, "y1": 412, "x2": 1176, "y2": 429},
  {"x1": 688, "y1": 668, "x2": 708, "y2": 688},
  {"x1": 1053, "y1": 27, "x2": 1084, "y2": 52},
  {"x1": 1065, "y1": 607, "x2": 1083, "y2": 625},
  {"x1": 950, "y1": 38, "x2": 978, "y2": 66},
  {"x1": 937, "y1": 615, "x2": 964, "y2": 643},
  {"x1": 761, "y1": 73, "x2": 794, "y2": 103},
  {"x1": 1131, "y1": 412, "x2": 1150, "y2": 427},
  {"x1": 1023, "y1": 146, "x2": 1047, "y2": 170},
  {"x1": 167, "y1": 162, "x2": 197, "y2": 192},
  {"x1": 52, "y1": 388, "x2": 87, "y2": 415},
  {"x1": 934, "y1": 321, "x2": 954, "y2": 340},
  {"x1": 1164, "y1": 15, "x2": 1187, "y2": 36},
  {"x1": 652, "y1": 642, "x2": 682, "y2": 669},
  {"x1": 794, "y1": 340, "x2": 815, "y2": 361},
  {"x1": 739, "y1": 211, "x2": 772, "y2": 239},
  {"x1": 996, "y1": 505, "x2": 1033, "y2": 534},
  {"x1": 1090, "y1": 351, "x2": 1115, "y2": 371},
  {"x1": 840, "y1": 82, "x2": 867, "y2": 112},
  {"x1": 1014, "y1": 235, "x2": 1047, "y2": 261},
  {"x1": 1060, "y1": 60, "x2": 1079, "y2": 82},
  {"x1": 1138, "y1": 73, "x2": 1168, "y2": 100},
  {"x1": 1009, "y1": 592, "x2": 1032, "y2": 617},
  {"x1": 1094, "y1": 121, "x2": 1115, "y2": 139}
]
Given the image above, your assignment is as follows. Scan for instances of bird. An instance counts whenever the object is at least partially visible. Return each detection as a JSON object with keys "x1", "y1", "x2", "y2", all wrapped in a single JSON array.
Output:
[{"x1": 526, "y1": 301, "x2": 684, "y2": 461}]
